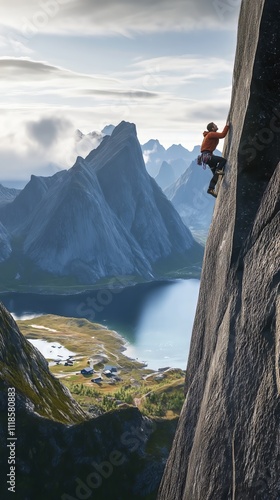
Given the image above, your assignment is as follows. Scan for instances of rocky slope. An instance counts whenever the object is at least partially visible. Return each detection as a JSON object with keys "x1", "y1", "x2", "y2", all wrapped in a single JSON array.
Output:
[
  {"x1": 155, "y1": 161, "x2": 176, "y2": 190},
  {"x1": 141, "y1": 139, "x2": 199, "y2": 178},
  {"x1": 0, "y1": 122, "x2": 203, "y2": 286},
  {"x1": 0, "y1": 303, "x2": 177, "y2": 500},
  {"x1": 0, "y1": 303, "x2": 86, "y2": 425},
  {"x1": 0, "y1": 171, "x2": 67, "y2": 233},
  {"x1": 0, "y1": 222, "x2": 11, "y2": 262},
  {"x1": 158, "y1": 0, "x2": 280, "y2": 498},
  {"x1": 0, "y1": 184, "x2": 20, "y2": 207}
]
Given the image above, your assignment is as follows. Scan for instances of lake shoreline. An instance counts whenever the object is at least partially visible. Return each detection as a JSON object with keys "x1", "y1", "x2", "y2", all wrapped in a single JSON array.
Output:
[
  {"x1": 5, "y1": 279, "x2": 200, "y2": 371},
  {"x1": 0, "y1": 264, "x2": 202, "y2": 296},
  {"x1": 17, "y1": 314, "x2": 186, "y2": 419}
]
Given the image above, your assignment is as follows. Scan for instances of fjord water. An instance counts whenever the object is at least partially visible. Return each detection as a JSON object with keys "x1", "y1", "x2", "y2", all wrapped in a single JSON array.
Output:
[
  {"x1": 1, "y1": 279, "x2": 200, "y2": 370},
  {"x1": 124, "y1": 279, "x2": 200, "y2": 369}
]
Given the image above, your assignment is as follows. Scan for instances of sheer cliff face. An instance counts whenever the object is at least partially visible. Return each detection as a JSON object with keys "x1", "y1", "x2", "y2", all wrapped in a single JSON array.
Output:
[{"x1": 158, "y1": 1, "x2": 280, "y2": 499}]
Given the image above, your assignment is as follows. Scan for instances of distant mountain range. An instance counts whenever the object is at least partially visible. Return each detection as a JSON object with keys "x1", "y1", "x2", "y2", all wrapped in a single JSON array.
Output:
[
  {"x1": 155, "y1": 161, "x2": 176, "y2": 191},
  {"x1": 89, "y1": 124, "x2": 202, "y2": 183},
  {"x1": 0, "y1": 221, "x2": 11, "y2": 263},
  {"x1": 0, "y1": 121, "x2": 203, "y2": 287},
  {"x1": 141, "y1": 139, "x2": 201, "y2": 179},
  {"x1": 164, "y1": 160, "x2": 216, "y2": 239}
]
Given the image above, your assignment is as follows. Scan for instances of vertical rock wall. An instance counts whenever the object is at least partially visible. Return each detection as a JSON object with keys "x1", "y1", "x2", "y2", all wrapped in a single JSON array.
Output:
[{"x1": 158, "y1": 0, "x2": 280, "y2": 498}]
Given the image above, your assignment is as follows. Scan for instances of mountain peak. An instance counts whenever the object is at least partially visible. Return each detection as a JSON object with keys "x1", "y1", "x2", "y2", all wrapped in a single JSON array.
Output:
[
  {"x1": 101, "y1": 124, "x2": 115, "y2": 136},
  {"x1": 0, "y1": 118, "x2": 202, "y2": 285},
  {"x1": 75, "y1": 129, "x2": 84, "y2": 141},
  {"x1": 142, "y1": 138, "x2": 164, "y2": 150},
  {"x1": 111, "y1": 120, "x2": 137, "y2": 138}
]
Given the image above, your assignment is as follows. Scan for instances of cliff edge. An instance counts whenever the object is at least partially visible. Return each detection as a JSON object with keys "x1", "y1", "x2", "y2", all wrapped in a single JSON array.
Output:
[
  {"x1": 158, "y1": 0, "x2": 280, "y2": 498},
  {"x1": 0, "y1": 304, "x2": 177, "y2": 499}
]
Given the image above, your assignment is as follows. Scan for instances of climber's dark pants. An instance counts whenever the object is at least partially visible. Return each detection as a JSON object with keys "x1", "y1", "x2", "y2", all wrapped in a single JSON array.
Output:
[{"x1": 207, "y1": 154, "x2": 227, "y2": 189}]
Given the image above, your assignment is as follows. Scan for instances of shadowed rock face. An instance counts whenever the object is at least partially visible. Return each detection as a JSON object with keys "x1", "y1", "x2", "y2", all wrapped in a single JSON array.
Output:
[
  {"x1": 0, "y1": 222, "x2": 11, "y2": 262},
  {"x1": 0, "y1": 184, "x2": 20, "y2": 207},
  {"x1": 0, "y1": 303, "x2": 178, "y2": 500},
  {"x1": 158, "y1": 1, "x2": 280, "y2": 499}
]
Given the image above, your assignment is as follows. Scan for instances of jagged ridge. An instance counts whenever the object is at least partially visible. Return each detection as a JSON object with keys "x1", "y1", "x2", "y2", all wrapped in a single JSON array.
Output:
[{"x1": 0, "y1": 121, "x2": 203, "y2": 285}]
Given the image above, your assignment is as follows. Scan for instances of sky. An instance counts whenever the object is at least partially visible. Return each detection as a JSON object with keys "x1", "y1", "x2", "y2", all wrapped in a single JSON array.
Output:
[{"x1": 0, "y1": 0, "x2": 242, "y2": 185}]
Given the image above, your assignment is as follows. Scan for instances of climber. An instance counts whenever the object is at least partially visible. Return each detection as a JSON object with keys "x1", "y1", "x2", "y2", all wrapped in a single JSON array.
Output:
[{"x1": 197, "y1": 121, "x2": 230, "y2": 198}]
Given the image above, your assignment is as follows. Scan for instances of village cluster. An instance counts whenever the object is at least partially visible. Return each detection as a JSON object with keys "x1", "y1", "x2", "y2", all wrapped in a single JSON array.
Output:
[{"x1": 80, "y1": 365, "x2": 121, "y2": 385}]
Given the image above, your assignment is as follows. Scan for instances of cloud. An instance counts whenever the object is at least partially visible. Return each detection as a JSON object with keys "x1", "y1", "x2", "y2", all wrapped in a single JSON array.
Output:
[
  {"x1": 0, "y1": 57, "x2": 118, "y2": 85},
  {"x1": 81, "y1": 89, "x2": 158, "y2": 99},
  {"x1": 0, "y1": 113, "x2": 80, "y2": 182},
  {"x1": 0, "y1": 58, "x2": 161, "y2": 103},
  {"x1": 0, "y1": 51, "x2": 233, "y2": 183},
  {"x1": 132, "y1": 55, "x2": 233, "y2": 73},
  {"x1": 26, "y1": 116, "x2": 72, "y2": 148},
  {"x1": 142, "y1": 143, "x2": 159, "y2": 164},
  {"x1": 0, "y1": 57, "x2": 62, "y2": 78},
  {"x1": 0, "y1": 32, "x2": 33, "y2": 56},
  {"x1": 0, "y1": 92, "x2": 231, "y2": 184},
  {"x1": 2, "y1": 0, "x2": 241, "y2": 36},
  {"x1": 127, "y1": 55, "x2": 233, "y2": 90},
  {"x1": 74, "y1": 130, "x2": 104, "y2": 158}
]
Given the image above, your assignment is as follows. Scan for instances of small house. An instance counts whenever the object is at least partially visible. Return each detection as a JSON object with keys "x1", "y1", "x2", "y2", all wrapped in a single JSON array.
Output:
[
  {"x1": 81, "y1": 367, "x2": 93, "y2": 376},
  {"x1": 104, "y1": 365, "x2": 118, "y2": 373},
  {"x1": 91, "y1": 376, "x2": 103, "y2": 384}
]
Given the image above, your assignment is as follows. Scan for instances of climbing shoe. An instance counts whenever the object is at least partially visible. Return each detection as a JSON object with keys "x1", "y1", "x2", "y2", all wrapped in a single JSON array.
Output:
[
  {"x1": 216, "y1": 169, "x2": 225, "y2": 176},
  {"x1": 207, "y1": 188, "x2": 217, "y2": 198}
]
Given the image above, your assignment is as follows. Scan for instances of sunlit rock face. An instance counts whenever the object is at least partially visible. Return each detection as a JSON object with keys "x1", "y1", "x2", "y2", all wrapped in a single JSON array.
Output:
[{"x1": 158, "y1": 1, "x2": 280, "y2": 498}]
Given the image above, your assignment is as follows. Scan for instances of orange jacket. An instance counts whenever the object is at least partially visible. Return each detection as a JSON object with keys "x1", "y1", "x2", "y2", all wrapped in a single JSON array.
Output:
[{"x1": 201, "y1": 125, "x2": 229, "y2": 153}]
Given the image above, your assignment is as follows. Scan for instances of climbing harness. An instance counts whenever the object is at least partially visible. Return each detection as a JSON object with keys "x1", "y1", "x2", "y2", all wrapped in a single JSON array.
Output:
[{"x1": 197, "y1": 152, "x2": 212, "y2": 169}]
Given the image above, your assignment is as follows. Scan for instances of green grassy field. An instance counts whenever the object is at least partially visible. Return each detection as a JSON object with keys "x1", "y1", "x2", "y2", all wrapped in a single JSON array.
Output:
[{"x1": 19, "y1": 315, "x2": 186, "y2": 419}]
